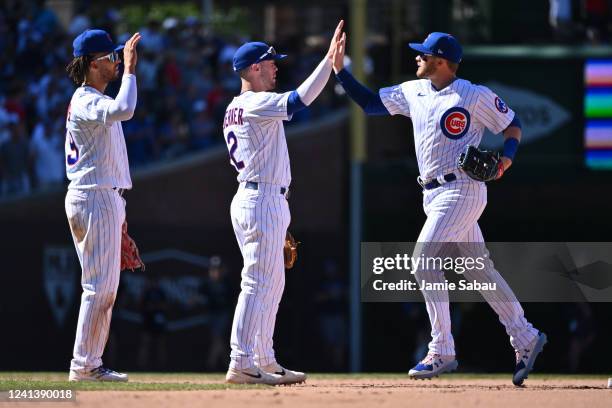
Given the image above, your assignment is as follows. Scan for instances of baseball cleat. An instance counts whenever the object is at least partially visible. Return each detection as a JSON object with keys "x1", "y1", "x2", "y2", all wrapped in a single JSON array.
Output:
[
  {"x1": 260, "y1": 362, "x2": 307, "y2": 385},
  {"x1": 513, "y1": 332, "x2": 547, "y2": 386},
  {"x1": 68, "y1": 366, "x2": 128, "y2": 382},
  {"x1": 408, "y1": 353, "x2": 458, "y2": 379},
  {"x1": 225, "y1": 366, "x2": 281, "y2": 385}
]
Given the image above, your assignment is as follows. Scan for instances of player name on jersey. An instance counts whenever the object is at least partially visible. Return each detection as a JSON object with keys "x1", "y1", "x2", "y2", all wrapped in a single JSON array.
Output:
[{"x1": 223, "y1": 107, "x2": 244, "y2": 129}]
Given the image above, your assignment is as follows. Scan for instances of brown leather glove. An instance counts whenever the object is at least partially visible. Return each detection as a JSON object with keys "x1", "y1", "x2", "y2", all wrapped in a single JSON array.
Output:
[
  {"x1": 121, "y1": 221, "x2": 145, "y2": 271},
  {"x1": 284, "y1": 230, "x2": 299, "y2": 269}
]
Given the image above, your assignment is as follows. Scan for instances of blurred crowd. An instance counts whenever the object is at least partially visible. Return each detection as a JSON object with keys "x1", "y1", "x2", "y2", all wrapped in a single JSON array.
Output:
[
  {"x1": 2, "y1": 0, "x2": 609, "y2": 200},
  {"x1": 0, "y1": 1, "x2": 339, "y2": 199},
  {"x1": 549, "y1": 0, "x2": 612, "y2": 43}
]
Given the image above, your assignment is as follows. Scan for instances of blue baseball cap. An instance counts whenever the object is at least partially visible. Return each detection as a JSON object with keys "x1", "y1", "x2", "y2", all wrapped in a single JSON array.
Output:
[
  {"x1": 232, "y1": 42, "x2": 287, "y2": 72},
  {"x1": 72, "y1": 29, "x2": 125, "y2": 57},
  {"x1": 409, "y1": 32, "x2": 463, "y2": 63}
]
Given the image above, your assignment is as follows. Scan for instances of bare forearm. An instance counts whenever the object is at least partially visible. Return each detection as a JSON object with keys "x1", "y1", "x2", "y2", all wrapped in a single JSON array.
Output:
[{"x1": 503, "y1": 126, "x2": 521, "y2": 143}]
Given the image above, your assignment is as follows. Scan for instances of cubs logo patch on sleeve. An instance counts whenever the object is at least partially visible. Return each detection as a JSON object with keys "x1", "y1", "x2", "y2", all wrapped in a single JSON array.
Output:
[
  {"x1": 440, "y1": 107, "x2": 471, "y2": 139},
  {"x1": 495, "y1": 96, "x2": 509, "y2": 113}
]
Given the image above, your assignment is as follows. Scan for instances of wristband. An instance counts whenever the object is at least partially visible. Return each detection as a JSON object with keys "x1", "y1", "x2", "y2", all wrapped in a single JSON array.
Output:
[{"x1": 502, "y1": 137, "x2": 519, "y2": 161}]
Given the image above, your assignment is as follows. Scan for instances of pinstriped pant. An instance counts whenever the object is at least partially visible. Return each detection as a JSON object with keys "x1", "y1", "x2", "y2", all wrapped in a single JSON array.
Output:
[
  {"x1": 65, "y1": 188, "x2": 125, "y2": 372},
  {"x1": 414, "y1": 178, "x2": 539, "y2": 356},
  {"x1": 229, "y1": 183, "x2": 290, "y2": 369}
]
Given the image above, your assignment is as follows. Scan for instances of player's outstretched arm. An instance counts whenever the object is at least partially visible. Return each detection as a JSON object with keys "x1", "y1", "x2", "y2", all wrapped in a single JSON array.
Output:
[
  {"x1": 107, "y1": 32, "x2": 141, "y2": 122},
  {"x1": 287, "y1": 20, "x2": 344, "y2": 114},
  {"x1": 332, "y1": 32, "x2": 389, "y2": 116}
]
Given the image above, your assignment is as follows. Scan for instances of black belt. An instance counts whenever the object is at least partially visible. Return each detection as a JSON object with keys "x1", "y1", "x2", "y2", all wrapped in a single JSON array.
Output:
[
  {"x1": 112, "y1": 187, "x2": 125, "y2": 196},
  {"x1": 245, "y1": 181, "x2": 289, "y2": 197},
  {"x1": 417, "y1": 173, "x2": 457, "y2": 190}
]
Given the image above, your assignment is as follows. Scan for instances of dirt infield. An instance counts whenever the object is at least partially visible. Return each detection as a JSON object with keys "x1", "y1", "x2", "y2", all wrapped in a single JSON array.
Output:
[{"x1": 14, "y1": 375, "x2": 607, "y2": 408}]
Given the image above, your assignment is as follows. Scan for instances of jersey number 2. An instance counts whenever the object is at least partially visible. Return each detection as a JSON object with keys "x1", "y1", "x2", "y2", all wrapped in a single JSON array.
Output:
[
  {"x1": 226, "y1": 131, "x2": 245, "y2": 170},
  {"x1": 66, "y1": 131, "x2": 79, "y2": 166}
]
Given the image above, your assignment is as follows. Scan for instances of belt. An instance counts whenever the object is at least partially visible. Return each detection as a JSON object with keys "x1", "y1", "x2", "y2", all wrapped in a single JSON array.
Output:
[
  {"x1": 112, "y1": 187, "x2": 125, "y2": 196},
  {"x1": 417, "y1": 173, "x2": 457, "y2": 190},
  {"x1": 245, "y1": 181, "x2": 289, "y2": 198}
]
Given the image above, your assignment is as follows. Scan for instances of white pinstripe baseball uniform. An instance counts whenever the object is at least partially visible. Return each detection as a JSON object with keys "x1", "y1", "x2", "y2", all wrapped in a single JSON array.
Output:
[
  {"x1": 223, "y1": 90, "x2": 292, "y2": 370},
  {"x1": 379, "y1": 78, "x2": 539, "y2": 355},
  {"x1": 65, "y1": 75, "x2": 135, "y2": 372}
]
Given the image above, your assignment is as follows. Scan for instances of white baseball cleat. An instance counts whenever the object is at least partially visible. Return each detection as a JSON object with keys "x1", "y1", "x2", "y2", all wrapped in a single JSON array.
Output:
[
  {"x1": 408, "y1": 353, "x2": 458, "y2": 379},
  {"x1": 225, "y1": 366, "x2": 281, "y2": 385},
  {"x1": 260, "y1": 362, "x2": 307, "y2": 385},
  {"x1": 68, "y1": 366, "x2": 128, "y2": 382}
]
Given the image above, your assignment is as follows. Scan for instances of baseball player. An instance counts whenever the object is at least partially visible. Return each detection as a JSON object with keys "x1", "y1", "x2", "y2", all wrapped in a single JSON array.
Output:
[
  {"x1": 64, "y1": 29, "x2": 141, "y2": 382},
  {"x1": 223, "y1": 21, "x2": 345, "y2": 385},
  {"x1": 332, "y1": 31, "x2": 547, "y2": 386}
]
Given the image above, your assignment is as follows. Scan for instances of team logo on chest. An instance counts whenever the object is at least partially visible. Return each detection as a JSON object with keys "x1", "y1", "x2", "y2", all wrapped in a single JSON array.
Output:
[{"x1": 440, "y1": 107, "x2": 471, "y2": 140}]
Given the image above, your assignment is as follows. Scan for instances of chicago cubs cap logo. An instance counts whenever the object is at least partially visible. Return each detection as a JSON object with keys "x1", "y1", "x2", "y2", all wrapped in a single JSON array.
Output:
[
  {"x1": 495, "y1": 96, "x2": 508, "y2": 113},
  {"x1": 440, "y1": 107, "x2": 470, "y2": 139}
]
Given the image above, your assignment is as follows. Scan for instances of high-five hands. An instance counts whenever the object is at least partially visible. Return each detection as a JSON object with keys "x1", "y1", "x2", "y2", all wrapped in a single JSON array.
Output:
[
  {"x1": 326, "y1": 20, "x2": 345, "y2": 64},
  {"x1": 332, "y1": 27, "x2": 346, "y2": 73}
]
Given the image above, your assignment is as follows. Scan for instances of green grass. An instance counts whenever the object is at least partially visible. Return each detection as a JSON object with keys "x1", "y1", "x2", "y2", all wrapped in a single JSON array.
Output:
[
  {"x1": 0, "y1": 373, "x2": 264, "y2": 391},
  {"x1": 0, "y1": 372, "x2": 609, "y2": 391}
]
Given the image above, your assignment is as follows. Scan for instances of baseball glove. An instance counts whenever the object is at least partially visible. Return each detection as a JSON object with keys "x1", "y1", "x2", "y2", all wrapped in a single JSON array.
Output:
[
  {"x1": 121, "y1": 221, "x2": 145, "y2": 272},
  {"x1": 457, "y1": 145, "x2": 504, "y2": 182},
  {"x1": 284, "y1": 231, "x2": 300, "y2": 269}
]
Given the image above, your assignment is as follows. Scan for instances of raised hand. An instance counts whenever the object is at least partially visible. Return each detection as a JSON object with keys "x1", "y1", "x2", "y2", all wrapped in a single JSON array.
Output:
[
  {"x1": 326, "y1": 20, "x2": 344, "y2": 61},
  {"x1": 332, "y1": 31, "x2": 346, "y2": 73},
  {"x1": 122, "y1": 32, "x2": 141, "y2": 75}
]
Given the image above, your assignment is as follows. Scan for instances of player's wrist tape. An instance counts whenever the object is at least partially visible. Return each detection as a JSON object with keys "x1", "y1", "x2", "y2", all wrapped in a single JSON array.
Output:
[{"x1": 502, "y1": 137, "x2": 519, "y2": 161}]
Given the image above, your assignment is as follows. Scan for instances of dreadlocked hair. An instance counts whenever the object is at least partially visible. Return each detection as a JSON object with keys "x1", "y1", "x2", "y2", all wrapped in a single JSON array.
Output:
[{"x1": 66, "y1": 55, "x2": 91, "y2": 85}]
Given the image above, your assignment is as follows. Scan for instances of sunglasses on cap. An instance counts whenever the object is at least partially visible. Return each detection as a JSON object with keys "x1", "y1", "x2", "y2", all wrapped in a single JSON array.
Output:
[
  {"x1": 94, "y1": 51, "x2": 120, "y2": 63},
  {"x1": 418, "y1": 53, "x2": 434, "y2": 61},
  {"x1": 256, "y1": 46, "x2": 277, "y2": 63}
]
